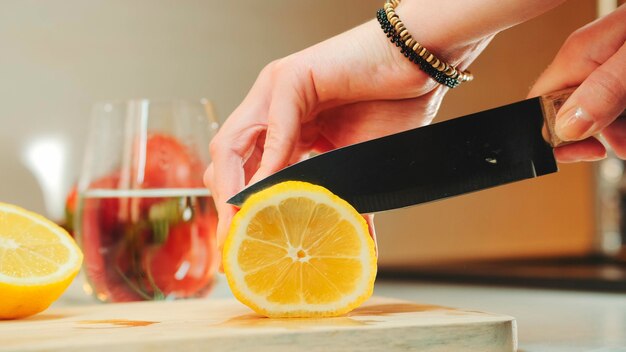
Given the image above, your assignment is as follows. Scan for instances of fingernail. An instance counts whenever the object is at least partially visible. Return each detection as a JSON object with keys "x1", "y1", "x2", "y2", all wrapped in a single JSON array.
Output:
[{"x1": 555, "y1": 107, "x2": 594, "y2": 141}]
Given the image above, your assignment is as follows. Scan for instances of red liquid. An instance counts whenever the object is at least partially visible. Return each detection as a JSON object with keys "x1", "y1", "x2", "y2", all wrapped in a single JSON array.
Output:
[{"x1": 77, "y1": 190, "x2": 217, "y2": 302}]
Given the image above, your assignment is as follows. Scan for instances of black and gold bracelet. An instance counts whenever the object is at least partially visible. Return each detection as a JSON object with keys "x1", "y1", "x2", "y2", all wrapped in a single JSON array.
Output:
[{"x1": 377, "y1": 0, "x2": 473, "y2": 88}]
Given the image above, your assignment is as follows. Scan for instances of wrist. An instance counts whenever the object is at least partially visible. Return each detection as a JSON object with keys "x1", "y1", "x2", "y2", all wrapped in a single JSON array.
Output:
[{"x1": 394, "y1": 0, "x2": 566, "y2": 68}]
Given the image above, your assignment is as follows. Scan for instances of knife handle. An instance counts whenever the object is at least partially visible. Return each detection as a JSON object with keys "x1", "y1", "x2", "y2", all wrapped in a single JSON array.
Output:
[{"x1": 540, "y1": 87, "x2": 626, "y2": 147}]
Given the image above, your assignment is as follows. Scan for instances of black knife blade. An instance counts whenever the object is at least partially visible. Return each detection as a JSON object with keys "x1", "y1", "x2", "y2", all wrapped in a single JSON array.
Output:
[{"x1": 228, "y1": 91, "x2": 569, "y2": 213}]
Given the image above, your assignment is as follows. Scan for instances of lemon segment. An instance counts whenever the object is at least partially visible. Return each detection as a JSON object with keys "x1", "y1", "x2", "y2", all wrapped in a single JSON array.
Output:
[{"x1": 223, "y1": 181, "x2": 377, "y2": 318}]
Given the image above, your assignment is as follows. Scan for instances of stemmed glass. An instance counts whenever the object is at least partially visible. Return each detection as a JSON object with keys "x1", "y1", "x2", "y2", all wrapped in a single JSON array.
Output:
[{"x1": 75, "y1": 99, "x2": 219, "y2": 302}]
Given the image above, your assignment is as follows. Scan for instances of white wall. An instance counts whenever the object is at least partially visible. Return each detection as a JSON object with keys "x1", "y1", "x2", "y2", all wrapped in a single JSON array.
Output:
[{"x1": 0, "y1": 0, "x2": 379, "y2": 219}]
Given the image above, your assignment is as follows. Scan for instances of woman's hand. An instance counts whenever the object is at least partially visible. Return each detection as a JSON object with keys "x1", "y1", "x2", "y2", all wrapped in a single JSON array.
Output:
[
  {"x1": 206, "y1": 0, "x2": 566, "y2": 247},
  {"x1": 205, "y1": 20, "x2": 451, "y2": 249},
  {"x1": 529, "y1": 4, "x2": 626, "y2": 162}
]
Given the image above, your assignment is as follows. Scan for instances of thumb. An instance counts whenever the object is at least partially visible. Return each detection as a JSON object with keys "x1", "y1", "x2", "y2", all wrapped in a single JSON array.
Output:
[{"x1": 554, "y1": 42, "x2": 626, "y2": 141}]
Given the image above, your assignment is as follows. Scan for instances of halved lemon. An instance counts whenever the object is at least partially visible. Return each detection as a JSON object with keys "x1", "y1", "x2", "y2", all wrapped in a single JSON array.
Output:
[
  {"x1": 223, "y1": 181, "x2": 377, "y2": 318},
  {"x1": 0, "y1": 202, "x2": 83, "y2": 319}
]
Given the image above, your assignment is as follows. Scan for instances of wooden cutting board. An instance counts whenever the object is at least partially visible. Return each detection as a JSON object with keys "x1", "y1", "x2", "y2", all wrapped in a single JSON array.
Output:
[{"x1": 0, "y1": 297, "x2": 516, "y2": 352}]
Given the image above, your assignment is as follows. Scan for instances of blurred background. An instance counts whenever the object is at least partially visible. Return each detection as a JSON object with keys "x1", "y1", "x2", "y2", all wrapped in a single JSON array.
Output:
[{"x1": 1, "y1": 0, "x2": 624, "y2": 288}]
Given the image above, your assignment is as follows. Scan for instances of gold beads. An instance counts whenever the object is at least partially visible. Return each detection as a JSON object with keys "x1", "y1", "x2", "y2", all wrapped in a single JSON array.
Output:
[{"x1": 382, "y1": 0, "x2": 473, "y2": 84}]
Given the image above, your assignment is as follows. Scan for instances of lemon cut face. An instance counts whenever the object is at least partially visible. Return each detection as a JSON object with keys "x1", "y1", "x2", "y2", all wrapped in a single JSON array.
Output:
[
  {"x1": 0, "y1": 202, "x2": 83, "y2": 319},
  {"x1": 223, "y1": 181, "x2": 377, "y2": 318}
]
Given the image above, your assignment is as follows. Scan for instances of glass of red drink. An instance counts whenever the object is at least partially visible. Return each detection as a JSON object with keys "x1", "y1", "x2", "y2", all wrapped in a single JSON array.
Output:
[{"x1": 75, "y1": 99, "x2": 219, "y2": 302}]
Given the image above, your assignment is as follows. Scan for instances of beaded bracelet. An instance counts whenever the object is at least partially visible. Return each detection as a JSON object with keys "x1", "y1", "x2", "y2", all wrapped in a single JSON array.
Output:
[{"x1": 377, "y1": 0, "x2": 473, "y2": 88}]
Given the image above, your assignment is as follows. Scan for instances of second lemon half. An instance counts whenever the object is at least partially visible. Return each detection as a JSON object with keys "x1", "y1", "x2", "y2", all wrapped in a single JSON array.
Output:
[{"x1": 223, "y1": 181, "x2": 377, "y2": 318}]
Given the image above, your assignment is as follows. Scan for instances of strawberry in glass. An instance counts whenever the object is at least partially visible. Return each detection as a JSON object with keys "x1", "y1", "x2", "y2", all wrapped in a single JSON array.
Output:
[{"x1": 76, "y1": 131, "x2": 217, "y2": 302}]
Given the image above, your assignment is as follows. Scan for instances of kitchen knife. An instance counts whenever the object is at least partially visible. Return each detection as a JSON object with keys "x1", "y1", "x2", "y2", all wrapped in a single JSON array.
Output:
[{"x1": 227, "y1": 90, "x2": 573, "y2": 213}]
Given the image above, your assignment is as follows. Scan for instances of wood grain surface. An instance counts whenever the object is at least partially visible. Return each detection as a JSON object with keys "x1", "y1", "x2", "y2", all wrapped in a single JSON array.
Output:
[{"x1": 0, "y1": 297, "x2": 516, "y2": 352}]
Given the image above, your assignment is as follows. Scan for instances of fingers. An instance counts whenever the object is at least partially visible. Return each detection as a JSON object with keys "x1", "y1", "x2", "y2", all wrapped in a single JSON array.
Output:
[
  {"x1": 529, "y1": 5, "x2": 626, "y2": 98},
  {"x1": 552, "y1": 117, "x2": 626, "y2": 163},
  {"x1": 553, "y1": 137, "x2": 606, "y2": 163},
  {"x1": 249, "y1": 79, "x2": 304, "y2": 184},
  {"x1": 553, "y1": 41, "x2": 626, "y2": 142},
  {"x1": 206, "y1": 70, "x2": 275, "y2": 247},
  {"x1": 206, "y1": 123, "x2": 265, "y2": 245},
  {"x1": 207, "y1": 59, "x2": 314, "y2": 250},
  {"x1": 528, "y1": 6, "x2": 626, "y2": 148}
]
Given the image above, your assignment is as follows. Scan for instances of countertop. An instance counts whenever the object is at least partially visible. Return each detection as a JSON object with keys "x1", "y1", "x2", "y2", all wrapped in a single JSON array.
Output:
[{"x1": 55, "y1": 275, "x2": 626, "y2": 352}]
